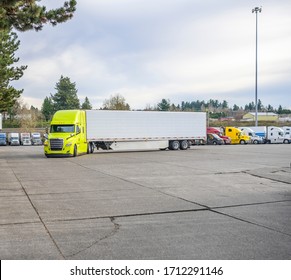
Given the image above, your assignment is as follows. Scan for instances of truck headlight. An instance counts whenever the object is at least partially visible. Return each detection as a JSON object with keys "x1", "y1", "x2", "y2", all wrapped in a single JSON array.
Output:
[{"x1": 44, "y1": 140, "x2": 48, "y2": 146}]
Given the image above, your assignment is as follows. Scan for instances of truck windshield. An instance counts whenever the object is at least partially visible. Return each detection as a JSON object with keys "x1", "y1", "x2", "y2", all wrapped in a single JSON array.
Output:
[{"x1": 51, "y1": 125, "x2": 75, "y2": 133}]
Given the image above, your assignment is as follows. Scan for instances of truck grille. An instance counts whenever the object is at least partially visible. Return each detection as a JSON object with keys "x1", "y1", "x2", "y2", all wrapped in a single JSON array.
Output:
[{"x1": 50, "y1": 139, "x2": 63, "y2": 150}]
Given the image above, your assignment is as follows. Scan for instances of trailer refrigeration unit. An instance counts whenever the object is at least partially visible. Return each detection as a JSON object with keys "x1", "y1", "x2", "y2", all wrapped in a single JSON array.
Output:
[{"x1": 44, "y1": 110, "x2": 206, "y2": 157}]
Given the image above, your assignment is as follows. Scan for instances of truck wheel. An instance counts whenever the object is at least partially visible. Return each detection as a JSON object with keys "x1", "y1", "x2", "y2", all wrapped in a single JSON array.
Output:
[
  {"x1": 73, "y1": 145, "x2": 77, "y2": 157},
  {"x1": 253, "y1": 140, "x2": 258, "y2": 144},
  {"x1": 283, "y1": 139, "x2": 289, "y2": 144},
  {"x1": 240, "y1": 140, "x2": 246, "y2": 145},
  {"x1": 213, "y1": 141, "x2": 217, "y2": 145},
  {"x1": 169, "y1": 140, "x2": 180, "y2": 150},
  {"x1": 179, "y1": 140, "x2": 189, "y2": 150}
]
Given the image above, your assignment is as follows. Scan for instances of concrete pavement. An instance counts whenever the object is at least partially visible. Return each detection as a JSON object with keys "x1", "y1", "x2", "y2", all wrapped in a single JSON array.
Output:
[{"x1": 0, "y1": 144, "x2": 290, "y2": 259}]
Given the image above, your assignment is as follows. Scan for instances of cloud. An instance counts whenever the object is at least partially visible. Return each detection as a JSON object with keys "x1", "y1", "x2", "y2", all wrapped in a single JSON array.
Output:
[{"x1": 13, "y1": 0, "x2": 291, "y2": 110}]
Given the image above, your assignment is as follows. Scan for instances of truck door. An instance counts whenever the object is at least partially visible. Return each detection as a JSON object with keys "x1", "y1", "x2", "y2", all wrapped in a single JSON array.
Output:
[{"x1": 76, "y1": 125, "x2": 81, "y2": 147}]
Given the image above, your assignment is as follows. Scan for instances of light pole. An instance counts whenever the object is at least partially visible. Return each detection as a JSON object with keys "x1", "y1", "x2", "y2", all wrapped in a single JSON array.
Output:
[{"x1": 252, "y1": 6, "x2": 262, "y2": 126}]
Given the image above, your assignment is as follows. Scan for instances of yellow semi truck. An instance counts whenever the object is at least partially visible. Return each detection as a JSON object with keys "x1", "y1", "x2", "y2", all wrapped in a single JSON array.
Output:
[
  {"x1": 223, "y1": 127, "x2": 251, "y2": 144},
  {"x1": 44, "y1": 110, "x2": 206, "y2": 157}
]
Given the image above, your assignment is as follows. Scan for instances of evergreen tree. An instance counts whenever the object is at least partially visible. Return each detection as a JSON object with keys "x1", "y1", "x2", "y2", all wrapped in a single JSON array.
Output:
[
  {"x1": 81, "y1": 96, "x2": 92, "y2": 109},
  {"x1": 222, "y1": 100, "x2": 228, "y2": 109},
  {"x1": 41, "y1": 96, "x2": 54, "y2": 121},
  {"x1": 157, "y1": 98, "x2": 171, "y2": 111},
  {"x1": 233, "y1": 104, "x2": 239, "y2": 111},
  {"x1": 0, "y1": 0, "x2": 77, "y2": 32},
  {"x1": 277, "y1": 105, "x2": 283, "y2": 114},
  {"x1": 0, "y1": 27, "x2": 27, "y2": 112},
  {"x1": 51, "y1": 76, "x2": 80, "y2": 111},
  {"x1": 266, "y1": 104, "x2": 274, "y2": 112}
]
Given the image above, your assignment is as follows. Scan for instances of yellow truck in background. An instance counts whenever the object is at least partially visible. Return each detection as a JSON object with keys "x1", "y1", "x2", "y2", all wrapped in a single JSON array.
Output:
[
  {"x1": 223, "y1": 127, "x2": 251, "y2": 144},
  {"x1": 44, "y1": 110, "x2": 207, "y2": 157}
]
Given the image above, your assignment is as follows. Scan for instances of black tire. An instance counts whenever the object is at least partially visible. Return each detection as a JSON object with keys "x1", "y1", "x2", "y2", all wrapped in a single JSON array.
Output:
[
  {"x1": 73, "y1": 145, "x2": 77, "y2": 157},
  {"x1": 89, "y1": 143, "x2": 94, "y2": 153},
  {"x1": 213, "y1": 141, "x2": 217, "y2": 145},
  {"x1": 240, "y1": 140, "x2": 246, "y2": 145},
  {"x1": 179, "y1": 140, "x2": 189, "y2": 150},
  {"x1": 169, "y1": 140, "x2": 180, "y2": 150},
  {"x1": 283, "y1": 139, "x2": 289, "y2": 144},
  {"x1": 253, "y1": 140, "x2": 258, "y2": 144}
]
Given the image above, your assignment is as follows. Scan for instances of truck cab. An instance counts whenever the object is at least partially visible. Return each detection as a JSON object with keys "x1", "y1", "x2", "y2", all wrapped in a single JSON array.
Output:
[
  {"x1": 282, "y1": 126, "x2": 291, "y2": 144},
  {"x1": 266, "y1": 126, "x2": 284, "y2": 144},
  {"x1": 223, "y1": 127, "x2": 250, "y2": 144},
  {"x1": 8, "y1": 133, "x2": 20, "y2": 146},
  {"x1": 20, "y1": 133, "x2": 32, "y2": 145},
  {"x1": 31, "y1": 133, "x2": 42, "y2": 145},
  {"x1": 0, "y1": 132, "x2": 7, "y2": 146},
  {"x1": 44, "y1": 110, "x2": 88, "y2": 157},
  {"x1": 239, "y1": 127, "x2": 264, "y2": 144}
]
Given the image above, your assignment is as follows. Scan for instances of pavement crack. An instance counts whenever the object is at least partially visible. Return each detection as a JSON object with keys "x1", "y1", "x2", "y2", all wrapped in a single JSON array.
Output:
[
  {"x1": 210, "y1": 209, "x2": 291, "y2": 238},
  {"x1": 11, "y1": 169, "x2": 66, "y2": 260},
  {"x1": 243, "y1": 170, "x2": 291, "y2": 185},
  {"x1": 65, "y1": 217, "x2": 120, "y2": 259}
]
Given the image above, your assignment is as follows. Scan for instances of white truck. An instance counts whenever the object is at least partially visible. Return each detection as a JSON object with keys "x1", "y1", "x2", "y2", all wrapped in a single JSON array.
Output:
[
  {"x1": 282, "y1": 126, "x2": 291, "y2": 144},
  {"x1": 31, "y1": 132, "x2": 42, "y2": 145},
  {"x1": 8, "y1": 132, "x2": 20, "y2": 146},
  {"x1": 44, "y1": 110, "x2": 207, "y2": 157},
  {"x1": 247, "y1": 126, "x2": 285, "y2": 144},
  {"x1": 238, "y1": 127, "x2": 264, "y2": 144},
  {"x1": 20, "y1": 132, "x2": 32, "y2": 145}
]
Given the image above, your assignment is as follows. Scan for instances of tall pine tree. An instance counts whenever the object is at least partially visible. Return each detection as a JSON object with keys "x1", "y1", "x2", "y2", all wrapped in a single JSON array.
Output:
[
  {"x1": 0, "y1": 27, "x2": 27, "y2": 112},
  {"x1": 41, "y1": 96, "x2": 54, "y2": 121},
  {"x1": 81, "y1": 96, "x2": 92, "y2": 109},
  {"x1": 0, "y1": 0, "x2": 77, "y2": 32},
  {"x1": 51, "y1": 75, "x2": 80, "y2": 111}
]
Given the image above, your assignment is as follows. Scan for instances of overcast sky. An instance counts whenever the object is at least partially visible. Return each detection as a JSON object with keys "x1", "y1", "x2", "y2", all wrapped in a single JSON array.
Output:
[{"x1": 15, "y1": 0, "x2": 291, "y2": 110}]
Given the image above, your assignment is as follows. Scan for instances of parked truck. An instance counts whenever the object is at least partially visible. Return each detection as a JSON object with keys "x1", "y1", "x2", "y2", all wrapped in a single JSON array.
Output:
[
  {"x1": 247, "y1": 126, "x2": 285, "y2": 144},
  {"x1": 8, "y1": 132, "x2": 20, "y2": 146},
  {"x1": 31, "y1": 132, "x2": 42, "y2": 145},
  {"x1": 44, "y1": 110, "x2": 206, "y2": 157},
  {"x1": 20, "y1": 132, "x2": 32, "y2": 145},
  {"x1": 0, "y1": 132, "x2": 7, "y2": 146},
  {"x1": 238, "y1": 127, "x2": 264, "y2": 144},
  {"x1": 207, "y1": 127, "x2": 231, "y2": 144},
  {"x1": 222, "y1": 127, "x2": 250, "y2": 144},
  {"x1": 282, "y1": 126, "x2": 291, "y2": 144}
]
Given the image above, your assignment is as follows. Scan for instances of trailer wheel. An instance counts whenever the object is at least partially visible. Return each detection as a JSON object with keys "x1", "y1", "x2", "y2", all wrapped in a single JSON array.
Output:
[
  {"x1": 169, "y1": 140, "x2": 180, "y2": 150},
  {"x1": 180, "y1": 140, "x2": 189, "y2": 150},
  {"x1": 73, "y1": 145, "x2": 77, "y2": 157}
]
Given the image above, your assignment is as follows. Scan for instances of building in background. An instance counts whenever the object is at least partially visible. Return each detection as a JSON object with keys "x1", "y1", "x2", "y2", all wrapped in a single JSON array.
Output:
[{"x1": 242, "y1": 112, "x2": 278, "y2": 122}]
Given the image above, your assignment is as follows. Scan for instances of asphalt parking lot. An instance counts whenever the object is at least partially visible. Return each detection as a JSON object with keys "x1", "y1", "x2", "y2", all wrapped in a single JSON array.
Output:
[{"x1": 0, "y1": 144, "x2": 290, "y2": 259}]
